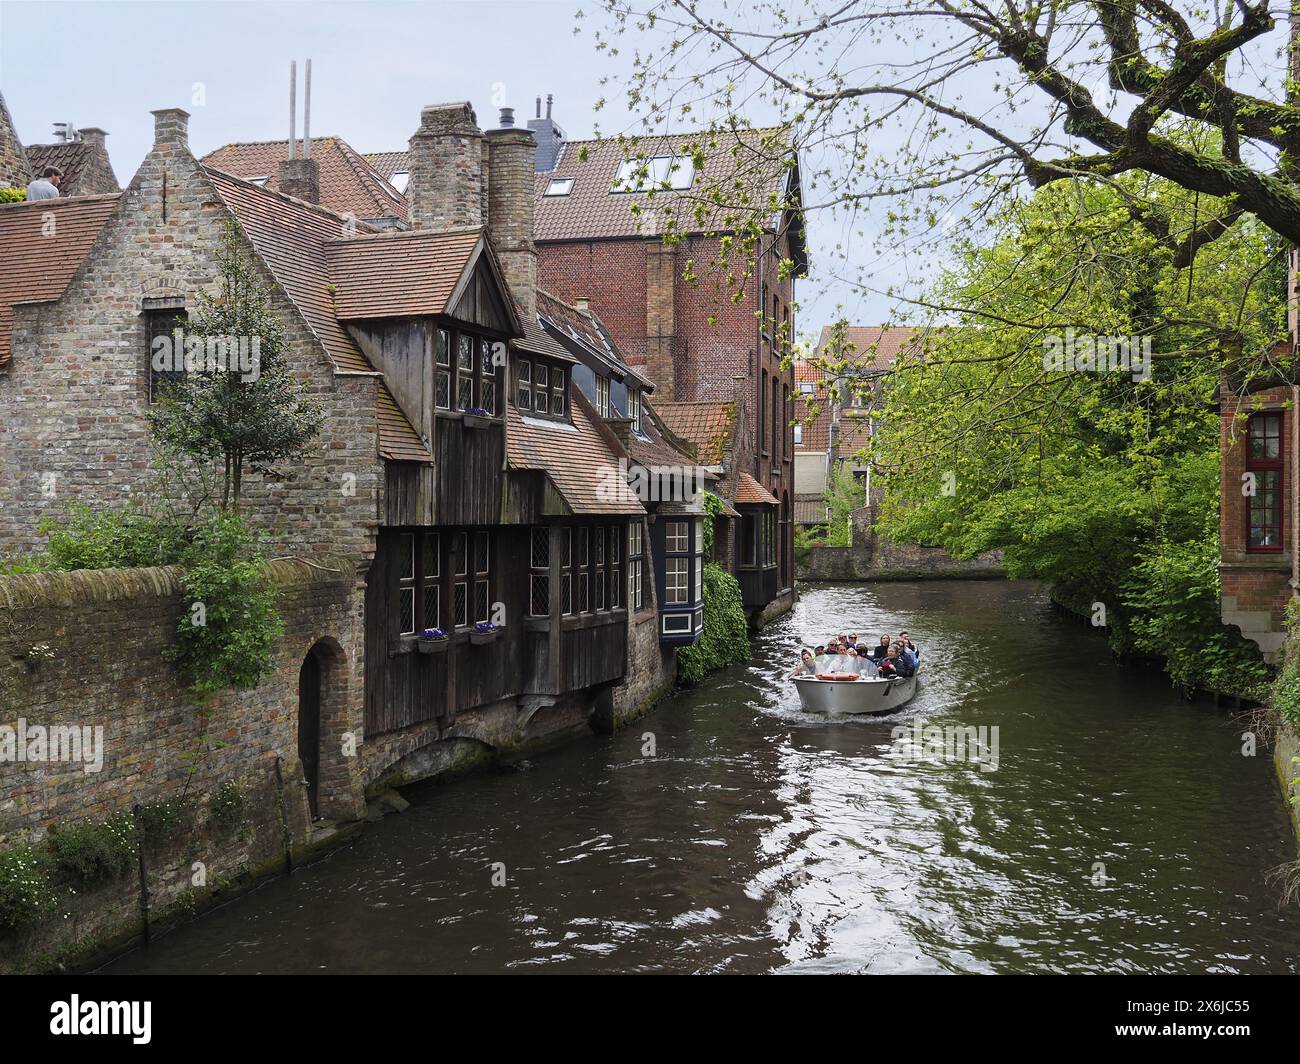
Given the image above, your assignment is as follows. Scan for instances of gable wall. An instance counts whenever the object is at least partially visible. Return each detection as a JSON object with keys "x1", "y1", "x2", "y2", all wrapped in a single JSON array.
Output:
[{"x1": 0, "y1": 134, "x2": 384, "y2": 564}]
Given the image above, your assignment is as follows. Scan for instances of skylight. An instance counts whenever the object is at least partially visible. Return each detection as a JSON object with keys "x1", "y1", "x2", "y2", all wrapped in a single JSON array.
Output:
[
  {"x1": 611, "y1": 156, "x2": 695, "y2": 193},
  {"x1": 249, "y1": 176, "x2": 269, "y2": 186},
  {"x1": 389, "y1": 171, "x2": 410, "y2": 194},
  {"x1": 545, "y1": 177, "x2": 574, "y2": 197}
]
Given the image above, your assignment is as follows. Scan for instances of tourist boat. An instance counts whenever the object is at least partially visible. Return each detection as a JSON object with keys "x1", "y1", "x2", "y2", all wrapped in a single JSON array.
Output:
[{"x1": 792, "y1": 669, "x2": 920, "y2": 716}]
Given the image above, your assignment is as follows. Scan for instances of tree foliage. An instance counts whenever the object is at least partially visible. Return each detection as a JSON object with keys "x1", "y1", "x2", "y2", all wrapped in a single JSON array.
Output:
[{"x1": 149, "y1": 221, "x2": 322, "y2": 512}]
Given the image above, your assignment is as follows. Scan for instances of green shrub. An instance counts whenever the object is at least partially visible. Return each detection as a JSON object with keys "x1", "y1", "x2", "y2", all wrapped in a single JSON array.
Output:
[
  {"x1": 37, "y1": 503, "x2": 190, "y2": 571},
  {"x1": 677, "y1": 564, "x2": 749, "y2": 685},
  {"x1": 46, "y1": 813, "x2": 138, "y2": 885},
  {"x1": 0, "y1": 187, "x2": 25, "y2": 204},
  {"x1": 137, "y1": 798, "x2": 194, "y2": 847},
  {"x1": 166, "y1": 511, "x2": 283, "y2": 700},
  {"x1": 209, "y1": 781, "x2": 246, "y2": 836},
  {"x1": 0, "y1": 847, "x2": 57, "y2": 932}
]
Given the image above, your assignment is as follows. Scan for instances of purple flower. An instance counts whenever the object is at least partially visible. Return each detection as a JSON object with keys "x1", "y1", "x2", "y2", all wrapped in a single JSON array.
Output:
[
  {"x1": 420, "y1": 628, "x2": 447, "y2": 640},
  {"x1": 474, "y1": 621, "x2": 497, "y2": 633}
]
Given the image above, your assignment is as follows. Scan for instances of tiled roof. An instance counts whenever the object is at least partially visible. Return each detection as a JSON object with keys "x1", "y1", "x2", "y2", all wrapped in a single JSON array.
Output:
[
  {"x1": 506, "y1": 394, "x2": 645, "y2": 516},
  {"x1": 735, "y1": 471, "x2": 778, "y2": 506},
  {"x1": 793, "y1": 359, "x2": 833, "y2": 453},
  {"x1": 628, "y1": 402, "x2": 698, "y2": 471},
  {"x1": 837, "y1": 414, "x2": 872, "y2": 460},
  {"x1": 202, "y1": 138, "x2": 407, "y2": 223},
  {"x1": 537, "y1": 289, "x2": 653, "y2": 389},
  {"x1": 363, "y1": 152, "x2": 409, "y2": 180},
  {"x1": 203, "y1": 167, "x2": 429, "y2": 463},
  {"x1": 25, "y1": 141, "x2": 119, "y2": 197},
  {"x1": 323, "y1": 227, "x2": 483, "y2": 319},
  {"x1": 534, "y1": 127, "x2": 795, "y2": 244},
  {"x1": 0, "y1": 193, "x2": 120, "y2": 368},
  {"x1": 794, "y1": 495, "x2": 829, "y2": 524},
  {"x1": 655, "y1": 400, "x2": 734, "y2": 464},
  {"x1": 813, "y1": 325, "x2": 928, "y2": 371}
]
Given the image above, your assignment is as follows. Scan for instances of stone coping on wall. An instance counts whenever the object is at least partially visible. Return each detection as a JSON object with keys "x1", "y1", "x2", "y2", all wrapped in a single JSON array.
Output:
[{"x1": 0, "y1": 556, "x2": 354, "y2": 610}]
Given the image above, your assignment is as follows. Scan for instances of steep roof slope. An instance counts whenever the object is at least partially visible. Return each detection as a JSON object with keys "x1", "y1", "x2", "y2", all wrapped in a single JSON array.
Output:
[
  {"x1": 0, "y1": 193, "x2": 120, "y2": 368},
  {"x1": 202, "y1": 138, "x2": 407, "y2": 223}
]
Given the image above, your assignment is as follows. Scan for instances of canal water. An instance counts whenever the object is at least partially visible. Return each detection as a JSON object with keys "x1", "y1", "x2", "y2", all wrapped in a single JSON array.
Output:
[{"x1": 104, "y1": 581, "x2": 1300, "y2": 974}]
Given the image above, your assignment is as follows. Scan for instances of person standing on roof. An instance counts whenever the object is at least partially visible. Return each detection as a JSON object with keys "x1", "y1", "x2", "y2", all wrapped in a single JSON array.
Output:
[{"x1": 26, "y1": 166, "x2": 62, "y2": 201}]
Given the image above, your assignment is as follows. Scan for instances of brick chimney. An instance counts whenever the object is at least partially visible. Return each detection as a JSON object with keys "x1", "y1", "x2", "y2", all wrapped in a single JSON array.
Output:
[
  {"x1": 71, "y1": 126, "x2": 121, "y2": 195},
  {"x1": 527, "y1": 94, "x2": 565, "y2": 173},
  {"x1": 408, "y1": 102, "x2": 484, "y2": 231},
  {"x1": 486, "y1": 107, "x2": 538, "y2": 320},
  {"x1": 278, "y1": 157, "x2": 320, "y2": 204},
  {"x1": 150, "y1": 108, "x2": 190, "y2": 153}
]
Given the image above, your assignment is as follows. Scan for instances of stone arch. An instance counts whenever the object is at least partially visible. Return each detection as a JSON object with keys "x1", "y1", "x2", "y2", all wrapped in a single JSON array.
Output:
[{"x1": 296, "y1": 636, "x2": 359, "y2": 823}]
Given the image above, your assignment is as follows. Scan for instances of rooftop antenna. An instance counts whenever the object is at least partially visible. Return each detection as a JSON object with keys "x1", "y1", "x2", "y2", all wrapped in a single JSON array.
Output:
[
  {"x1": 288, "y1": 60, "x2": 297, "y2": 160},
  {"x1": 303, "y1": 59, "x2": 312, "y2": 160}
]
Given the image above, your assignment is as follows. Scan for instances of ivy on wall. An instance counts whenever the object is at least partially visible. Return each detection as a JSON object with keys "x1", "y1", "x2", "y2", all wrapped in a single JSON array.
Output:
[{"x1": 677, "y1": 563, "x2": 749, "y2": 685}]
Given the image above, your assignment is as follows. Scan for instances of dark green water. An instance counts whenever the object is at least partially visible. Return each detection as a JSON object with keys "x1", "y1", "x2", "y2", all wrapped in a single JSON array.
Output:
[{"x1": 104, "y1": 581, "x2": 1300, "y2": 974}]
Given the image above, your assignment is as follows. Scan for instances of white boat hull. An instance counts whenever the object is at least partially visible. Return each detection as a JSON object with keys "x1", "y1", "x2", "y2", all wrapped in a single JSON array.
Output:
[{"x1": 793, "y1": 672, "x2": 919, "y2": 716}]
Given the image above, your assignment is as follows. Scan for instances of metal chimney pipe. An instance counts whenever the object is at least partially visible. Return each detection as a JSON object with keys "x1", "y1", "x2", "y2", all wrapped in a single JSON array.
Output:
[
  {"x1": 536, "y1": 96, "x2": 542, "y2": 119},
  {"x1": 303, "y1": 58, "x2": 312, "y2": 160},
  {"x1": 546, "y1": 94, "x2": 553, "y2": 119},
  {"x1": 288, "y1": 61, "x2": 297, "y2": 160}
]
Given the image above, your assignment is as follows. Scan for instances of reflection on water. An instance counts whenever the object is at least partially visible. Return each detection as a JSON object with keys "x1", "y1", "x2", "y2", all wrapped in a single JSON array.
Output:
[{"x1": 104, "y1": 581, "x2": 1300, "y2": 974}]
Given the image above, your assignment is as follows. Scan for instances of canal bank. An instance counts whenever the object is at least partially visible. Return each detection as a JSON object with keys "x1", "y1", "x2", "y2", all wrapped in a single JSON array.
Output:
[{"x1": 99, "y1": 581, "x2": 1300, "y2": 974}]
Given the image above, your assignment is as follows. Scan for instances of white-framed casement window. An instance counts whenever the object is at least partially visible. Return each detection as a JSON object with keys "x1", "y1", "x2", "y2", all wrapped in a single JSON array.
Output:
[
  {"x1": 665, "y1": 558, "x2": 689, "y2": 605},
  {"x1": 398, "y1": 532, "x2": 416, "y2": 635},
  {"x1": 544, "y1": 177, "x2": 574, "y2": 196},
  {"x1": 457, "y1": 335, "x2": 475, "y2": 411},
  {"x1": 529, "y1": 527, "x2": 550, "y2": 616},
  {"x1": 453, "y1": 531, "x2": 469, "y2": 627},
  {"x1": 595, "y1": 375, "x2": 611, "y2": 418},
  {"x1": 665, "y1": 520, "x2": 689, "y2": 553},
  {"x1": 535, "y1": 362, "x2": 550, "y2": 415},
  {"x1": 609, "y1": 525, "x2": 623, "y2": 609},
  {"x1": 550, "y1": 366, "x2": 567, "y2": 417},
  {"x1": 422, "y1": 533, "x2": 440, "y2": 631},
  {"x1": 474, "y1": 530, "x2": 491, "y2": 623},
  {"x1": 628, "y1": 388, "x2": 642, "y2": 433},
  {"x1": 435, "y1": 329, "x2": 451, "y2": 410},
  {"x1": 517, "y1": 358, "x2": 532, "y2": 411},
  {"x1": 628, "y1": 522, "x2": 645, "y2": 610},
  {"x1": 694, "y1": 517, "x2": 704, "y2": 605},
  {"x1": 793, "y1": 424, "x2": 804, "y2": 445},
  {"x1": 594, "y1": 523, "x2": 606, "y2": 609},
  {"x1": 481, "y1": 349, "x2": 497, "y2": 416},
  {"x1": 561, "y1": 527, "x2": 573, "y2": 615},
  {"x1": 578, "y1": 527, "x2": 590, "y2": 612}
]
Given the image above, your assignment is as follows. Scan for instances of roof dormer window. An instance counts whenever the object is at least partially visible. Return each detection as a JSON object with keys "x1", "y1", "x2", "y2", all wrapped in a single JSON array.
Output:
[
  {"x1": 389, "y1": 171, "x2": 410, "y2": 194},
  {"x1": 611, "y1": 156, "x2": 695, "y2": 193},
  {"x1": 545, "y1": 178, "x2": 574, "y2": 197}
]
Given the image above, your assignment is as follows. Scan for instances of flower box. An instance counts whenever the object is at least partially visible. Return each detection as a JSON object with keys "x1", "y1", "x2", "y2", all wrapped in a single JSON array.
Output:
[
  {"x1": 418, "y1": 629, "x2": 449, "y2": 654},
  {"x1": 462, "y1": 410, "x2": 494, "y2": 429},
  {"x1": 470, "y1": 624, "x2": 501, "y2": 645}
]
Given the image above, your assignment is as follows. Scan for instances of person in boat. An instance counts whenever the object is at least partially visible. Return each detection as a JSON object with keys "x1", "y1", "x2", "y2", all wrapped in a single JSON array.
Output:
[
  {"x1": 790, "y1": 649, "x2": 817, "y2": 677},
  {"x1": 813, "y1": 645, "x2": 828, "y2": 669},
  {"x1": 870, "y1": 635, "x2": 891, "y2": 662},
  {"x1": 899, "y1": 631, "x2": 920, "y2": 666},
  {"x1": 879, "y1": 643, "x2": 916, "y2": 679}
]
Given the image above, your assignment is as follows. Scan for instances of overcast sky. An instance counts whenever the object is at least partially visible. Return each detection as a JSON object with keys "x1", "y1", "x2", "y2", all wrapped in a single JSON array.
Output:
[{"x1": 1, "y1": 0, "x2": 893, "y2": 342}]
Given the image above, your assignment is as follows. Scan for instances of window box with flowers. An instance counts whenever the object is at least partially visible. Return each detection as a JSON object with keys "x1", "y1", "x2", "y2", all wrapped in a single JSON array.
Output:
[
  {"x1": 462, "y1": 407, "x2": 495, "y2": 429},
  {"x1": 418, "y1": 628, "x2": 449, "y2": 654},
  {"x1": 470, "y1": 621, "x2": 502, "y2": 645}
]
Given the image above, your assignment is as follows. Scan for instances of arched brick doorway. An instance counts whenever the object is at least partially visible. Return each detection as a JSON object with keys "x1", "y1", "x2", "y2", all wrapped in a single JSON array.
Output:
[{"x1": 297, "y1": 637, "x2": 350, "y2": 822}]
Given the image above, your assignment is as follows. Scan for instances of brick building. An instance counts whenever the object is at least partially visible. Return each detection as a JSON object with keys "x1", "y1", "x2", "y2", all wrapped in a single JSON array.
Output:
[
  {"x1": 0, "y1": 98, "x2": 695, "y2": 826},
  {"x1": 530, "y1": 123, "x2": 808, "y2": 623},
  {"x1": 1218, "y1": 371, "x2": 1297, "y2": 662}
]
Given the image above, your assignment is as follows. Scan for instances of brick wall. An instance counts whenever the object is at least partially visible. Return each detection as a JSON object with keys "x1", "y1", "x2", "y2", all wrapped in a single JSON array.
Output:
[
  {"x1": 1219, "y1": 383, "x2": 1293, "y2": 660},
  {"x1": 0, "y1": 91, "x2": 29, "y2": 189},
  {"x1": 0, "y1": 559, "x2": 364, "y2": 971}
]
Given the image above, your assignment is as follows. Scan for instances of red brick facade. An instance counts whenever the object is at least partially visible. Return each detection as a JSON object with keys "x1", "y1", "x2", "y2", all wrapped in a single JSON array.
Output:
[
  {"x1": 539, "y1": 231, "x2": 797, "y2": 596},
  {"x1": 1219, "y1": 381, "x2": 1295, "y2": 661}
]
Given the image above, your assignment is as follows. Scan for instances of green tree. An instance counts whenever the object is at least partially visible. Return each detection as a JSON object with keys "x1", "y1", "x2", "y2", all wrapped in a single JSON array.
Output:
[{"x1": 149, "y1": 221, "x2": 323, "y2": 511}]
